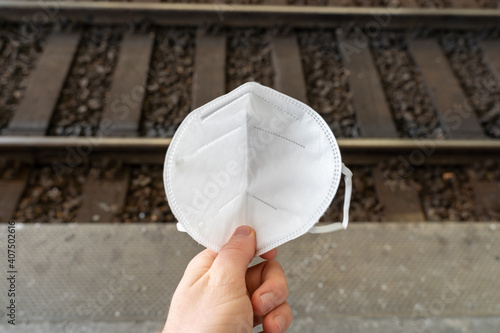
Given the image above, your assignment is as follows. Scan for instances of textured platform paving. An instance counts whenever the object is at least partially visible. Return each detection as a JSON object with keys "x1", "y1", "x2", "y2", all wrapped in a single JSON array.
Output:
[{"x1": 1, "y1": 223, "x2": 499, "y2": 332}]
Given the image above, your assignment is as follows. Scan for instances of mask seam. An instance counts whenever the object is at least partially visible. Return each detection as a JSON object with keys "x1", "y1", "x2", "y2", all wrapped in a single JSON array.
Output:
[
  {"x1": 253, "y1": 94, "x2": 300, "y2": 121},
  {"x1": 200, "y1": 84, "x2": 255, "y2": 121},
  {"x1": 193, "y1": 125, "x2": 242, "y2": 155},
  {"x1": 217, "y1": 192, "x2": 241, "y2": 213},
  {"x1": 197, "y1": 192, "x2": 243, "y2": 227},
  {"x1": 253, "y1": 125, "x2": 305, "y2": 149},
  {"x1": 245, "y1": 99, "x2": 251, "y2": 233},
  {"x1": 248, "y1": 193, "x2": 278, "y2": 211}
]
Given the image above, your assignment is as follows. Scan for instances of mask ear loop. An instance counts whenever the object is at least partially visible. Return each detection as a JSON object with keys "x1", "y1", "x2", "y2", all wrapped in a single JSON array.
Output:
[
  {"x1": 177, "y1": 223, "x2": 187, "y2": 232},
  {"x1": 309, "y1": 163, "x2": 352, "y2": 234}
]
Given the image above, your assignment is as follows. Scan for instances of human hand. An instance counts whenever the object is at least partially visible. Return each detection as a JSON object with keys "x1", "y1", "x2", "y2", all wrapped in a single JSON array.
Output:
[{"x1": 163, "y1": 225, "x2": 292, "y2": 333}]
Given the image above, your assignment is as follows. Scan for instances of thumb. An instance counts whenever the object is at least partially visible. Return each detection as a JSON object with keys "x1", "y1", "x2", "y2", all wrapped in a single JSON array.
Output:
[{"x1": 212, "y1": 226, "x2": 256, "y2": 280}]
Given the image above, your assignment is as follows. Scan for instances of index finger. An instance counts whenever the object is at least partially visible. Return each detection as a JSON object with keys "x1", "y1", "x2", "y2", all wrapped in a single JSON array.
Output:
[
  {"x1": 260, "y1": 248, "x2": 277, "y2": 261},
  {"x1": 245, "y1": 260, "x2": 289, "y2": 316}
]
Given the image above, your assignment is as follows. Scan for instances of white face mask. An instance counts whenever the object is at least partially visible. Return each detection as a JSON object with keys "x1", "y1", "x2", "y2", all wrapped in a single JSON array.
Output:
[{"x1": 164, "y1": 82, "x2": 352, "y2": 256}]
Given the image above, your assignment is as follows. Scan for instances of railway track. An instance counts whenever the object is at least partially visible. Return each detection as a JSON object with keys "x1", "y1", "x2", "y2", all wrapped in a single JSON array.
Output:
[
  {"x1": 0, "y1": 1, "x2": 499, "y2": 223},
  {"x1": 1, "y1": 4, "x2": 499, "y2": 137},
  {"x1": 1, "y1": 138, "x2": 499, "y2": 223}
]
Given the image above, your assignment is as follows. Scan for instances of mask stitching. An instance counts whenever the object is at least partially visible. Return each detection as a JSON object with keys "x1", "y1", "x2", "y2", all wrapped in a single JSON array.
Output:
[
  {"x1": 253, "y1": 126, "x2": 305, "y2": 149},
  {"x1": 192, "y1": 125, "x2": 242, "y2": 155},
  {"x1": 201, "y1": 92, "x2": 251, "y2": 122},
  {"x1": 253, "y1": 94, "x2": 300, "y2": 121},
  {"x1": 198, "y1": 192, "x2": 242, "y2": 227},
  {"x1": 217, "y1": 192, "x2": 241, "y2": 213},
  {"x1": 201, "y1": 90, "x2": 300, "y2": 123},
  {"x1": 248, "y1": 193, "x2": 278, "y2": 210},
  {"x1": 245, "y1": 109, "x2": 251, "y2": 235},
  {"x1": 198, "y1": 83, "x2": 257, "y2": 121}
]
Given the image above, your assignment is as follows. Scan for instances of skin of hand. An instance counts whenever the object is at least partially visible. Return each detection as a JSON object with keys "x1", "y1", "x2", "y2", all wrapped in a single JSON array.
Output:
[{"x1": 163, "y1": 225, "x2": 292, "y2": 333}]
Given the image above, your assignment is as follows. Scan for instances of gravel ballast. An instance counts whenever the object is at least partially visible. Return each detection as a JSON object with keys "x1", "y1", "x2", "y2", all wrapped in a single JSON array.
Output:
[
  {"x1": 415, "y1": 166, "x2": 476, "y2": 222},
  {"x1": 381, "y1": 159, "x2": 480, "y2": 221},
  {"x1": 440, "y1": 32, "x2": 500, "y2": 138},
  {"x1": 13, "y1": 166, "x2": 86, "y2": 222},
  {"x1": 320, "y1": 166, "x2": 384, "y2": 223},
  {"x1": 226, "y1": 28, "x2": 274, "y2": 92},
  {"x1": 298, "y1": 30, "x2": 360, "y2": 138},
  {"x1": 141, "y1": 28, "x2": 195, "y2": 138},
  {"x1": 0, "y1": 24, "x2": 48, "y2": 135},
  {"x1": 119, "y1": 165, "x2": 174, "y2": 223},
  {"x1": 473, "y1": 160, "x2": 500, "y2": 182},
  {"x1": 371, "y1": 32, "x2": 446, "y2": 139},
  {"x1": 5, "y1": 162, "x2": 499, "y2": 222},
  {"x1": 48, "y1": 26, "x2": 123, "y2": 136}
]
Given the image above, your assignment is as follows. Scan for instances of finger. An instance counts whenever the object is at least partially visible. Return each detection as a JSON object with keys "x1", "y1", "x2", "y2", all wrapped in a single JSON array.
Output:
[
  {"x1": 260, "y1": 248, "x2": 277, "y2": 261},
  {"x1": 181, "y1": 249, "x2": 218, "y2": 286},
  {"x1": 253, "y1": 313, "x2": 264, "y2": 327},
  {"x1": 246, "y1": 261, "x2": 289, "y2": 316},
  {"x1": 262, "y1": 301, "x2": 292, "y2": 333},
  {"x1": 212, "y1": 226, "x2": 256, "y2": 281},
  {"x1": 246, "y1": 261, "x2": 268, "y2": 296}
]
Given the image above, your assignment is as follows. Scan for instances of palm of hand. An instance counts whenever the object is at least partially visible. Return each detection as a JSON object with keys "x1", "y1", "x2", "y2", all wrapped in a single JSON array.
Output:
[{"x1": 164, "y1": 227, "x2": 291, "y2": 333}]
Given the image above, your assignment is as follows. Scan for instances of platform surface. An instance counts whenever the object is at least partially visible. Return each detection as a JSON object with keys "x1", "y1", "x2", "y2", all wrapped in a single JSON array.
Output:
[{"x1": 1, "y1": 222, "x2": 499, "y2": 332}]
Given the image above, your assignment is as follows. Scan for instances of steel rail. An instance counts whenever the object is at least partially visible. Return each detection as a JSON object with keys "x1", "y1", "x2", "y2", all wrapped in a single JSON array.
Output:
[
  {"x1": 0, "y1": 1, "x2": 500, "y2": 29},
  {"x1": 0, "y1": 136, "x2": 498, "y2": 149},
  {"x1": 1, "y1": 137, "x2": 499, "y2": 161}
]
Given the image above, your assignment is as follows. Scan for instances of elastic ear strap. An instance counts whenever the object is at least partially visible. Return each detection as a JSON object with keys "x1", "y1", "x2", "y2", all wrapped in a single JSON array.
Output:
[{"x1": 309, "y1": 164, "x2": 352, "y2": 234}]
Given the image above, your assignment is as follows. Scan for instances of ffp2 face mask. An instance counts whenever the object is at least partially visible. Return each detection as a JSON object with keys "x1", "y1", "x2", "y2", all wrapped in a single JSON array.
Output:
[{"x1": 164, "y1": 82, "x2": 352, "y2": 255}]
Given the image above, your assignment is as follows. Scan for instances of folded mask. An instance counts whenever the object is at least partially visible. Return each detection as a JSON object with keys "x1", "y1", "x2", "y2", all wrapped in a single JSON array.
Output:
[{"x1": 164, "y1": 82, "x2": 352, "y2": 256}]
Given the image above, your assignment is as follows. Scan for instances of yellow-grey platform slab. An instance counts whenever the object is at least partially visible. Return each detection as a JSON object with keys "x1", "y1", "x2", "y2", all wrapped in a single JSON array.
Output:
[{"x1": 1, "y1": 223, "x2": 499, "y2": 332}]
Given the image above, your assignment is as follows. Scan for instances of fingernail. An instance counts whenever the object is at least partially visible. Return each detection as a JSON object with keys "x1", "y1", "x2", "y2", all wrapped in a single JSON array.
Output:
[
  {"x1": 233, "y1": 225, "x2": 251, "y2": 238},
  {"x1": 260, "y1": 292, "x2": 275, "y2": 313},
  {"x1": 275, "y1": 315, "x2": 286, "y2": 332}
]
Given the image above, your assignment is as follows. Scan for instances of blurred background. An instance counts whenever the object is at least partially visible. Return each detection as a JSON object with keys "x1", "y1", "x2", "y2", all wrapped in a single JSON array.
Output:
[{"x1": 0, "y1": 0, "x2": 499, "y2": 332}]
